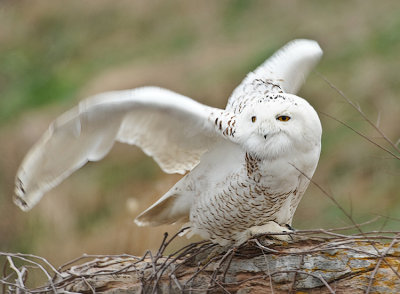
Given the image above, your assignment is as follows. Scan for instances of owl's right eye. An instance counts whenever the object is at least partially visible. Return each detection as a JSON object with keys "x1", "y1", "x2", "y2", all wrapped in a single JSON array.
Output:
[{"x1": 251, "y1": 116, "x2": 257, "y2": 123}]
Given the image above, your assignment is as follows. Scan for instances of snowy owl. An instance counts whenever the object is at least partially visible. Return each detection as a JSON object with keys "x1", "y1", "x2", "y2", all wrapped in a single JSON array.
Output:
[{"x1": 14, "y1": 39, "x2": 322, "y2": 246}]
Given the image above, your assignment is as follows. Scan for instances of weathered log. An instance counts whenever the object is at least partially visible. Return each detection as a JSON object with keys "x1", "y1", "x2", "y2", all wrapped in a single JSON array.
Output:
[
  {"x1": 55, "y1": 236, "x2": 400, "y2": 293},
  {"x1": 2, "y1": 232, "x2": 400, "y2": 293}
]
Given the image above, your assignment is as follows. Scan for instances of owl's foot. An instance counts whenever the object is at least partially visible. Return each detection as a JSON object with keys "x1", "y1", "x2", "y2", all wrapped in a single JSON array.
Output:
[{"x1": 248, "y1": 221, "x2": 294, "y2": 242}]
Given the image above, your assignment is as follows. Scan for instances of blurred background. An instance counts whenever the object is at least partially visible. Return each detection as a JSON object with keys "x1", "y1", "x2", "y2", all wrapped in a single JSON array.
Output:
[{"x1": 0, "y1": 0, "x2": 399, "y2": 267}]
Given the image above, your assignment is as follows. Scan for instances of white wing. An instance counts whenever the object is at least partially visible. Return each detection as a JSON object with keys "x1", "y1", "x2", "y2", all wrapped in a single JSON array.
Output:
[
  {"x1": 14, "y1": 87, "x2": 224, "y2": 211},
  {"x1": 227, "y1": 39, "x2": 322, "y2": 109}
]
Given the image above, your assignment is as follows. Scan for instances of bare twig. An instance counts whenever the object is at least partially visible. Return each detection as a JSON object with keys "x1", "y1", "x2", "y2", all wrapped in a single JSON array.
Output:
[
  {"x1": 1, "y1": 227, "x2": 399, "y2": 293},
  {"x1": 317, "y1": 72, "x2": 400, "y2": 154},
  {"x1": 6, "y1": 256, "x2": 26, "y2": 289},
  {"x1": 366, "y1": 234, "x2": 399, "y2": 294},
  {"x1": 291, "y1": 164, "x2": 400, "y2": 281},
  {"x1": 320, "y1": 111, "x2": 400, "y2": 160}
]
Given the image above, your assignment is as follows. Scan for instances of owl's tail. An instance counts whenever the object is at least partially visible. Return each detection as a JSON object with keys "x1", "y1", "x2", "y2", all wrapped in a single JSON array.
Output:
[{"x1": 134, "y1": 189, "x2": 192, "y2": 227}]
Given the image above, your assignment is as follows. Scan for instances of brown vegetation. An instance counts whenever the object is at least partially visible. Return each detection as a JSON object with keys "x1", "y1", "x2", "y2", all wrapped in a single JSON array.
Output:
[{"x1": 2, "y1": 227, "x2": 400, "y2": 293}]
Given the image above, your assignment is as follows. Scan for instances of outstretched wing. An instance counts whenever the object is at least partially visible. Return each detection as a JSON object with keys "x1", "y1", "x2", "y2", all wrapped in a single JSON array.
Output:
[
  {"x1": 226, "y1": 39, "x2": 322, "y2": 110},
  {"x1": 15, "y1": 87, "x2": 224, "y2": 211}
]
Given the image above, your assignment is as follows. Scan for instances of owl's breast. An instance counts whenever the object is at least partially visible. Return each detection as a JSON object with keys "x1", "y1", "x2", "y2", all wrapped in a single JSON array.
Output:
[{"x1": 188, "y1": 148, "x2": 311, "y2": 245}]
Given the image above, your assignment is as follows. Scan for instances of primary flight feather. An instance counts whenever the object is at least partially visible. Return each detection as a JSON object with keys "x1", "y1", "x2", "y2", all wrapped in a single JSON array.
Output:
[{"x1": 15, "y1": 39, "x2": 323, "y2": 246}]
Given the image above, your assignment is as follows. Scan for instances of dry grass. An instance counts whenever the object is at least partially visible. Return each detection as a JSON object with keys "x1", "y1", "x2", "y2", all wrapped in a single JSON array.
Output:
[{"x1": 1, "y1": 222, "x2": 400, "y2": 293}]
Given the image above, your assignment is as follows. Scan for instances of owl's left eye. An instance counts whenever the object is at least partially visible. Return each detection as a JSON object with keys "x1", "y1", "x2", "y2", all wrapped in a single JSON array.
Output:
[
  {"x1": 251, "y1": 116, "x2": 257, "y2": 123},
  {"x1": 276, "y1": 115, "x2": 291, "y2": 122}
]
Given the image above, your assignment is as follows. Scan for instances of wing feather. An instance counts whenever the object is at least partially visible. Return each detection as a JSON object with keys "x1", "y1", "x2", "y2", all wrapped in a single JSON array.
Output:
[
  {"x1": 14, "y1": 87, "x2": 223, "y2": 210},
  {"x1": 227, "y1": 39, "x2": 322, "y2": 109}
]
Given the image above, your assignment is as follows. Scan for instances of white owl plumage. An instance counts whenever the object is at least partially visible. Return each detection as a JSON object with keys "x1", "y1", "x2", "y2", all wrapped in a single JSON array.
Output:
[{"x1": 14, "y1": 39, "x2": 322, "y2": 246}]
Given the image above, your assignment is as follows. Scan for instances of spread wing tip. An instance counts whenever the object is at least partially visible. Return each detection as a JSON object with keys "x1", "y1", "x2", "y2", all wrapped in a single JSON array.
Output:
[
  {"x1": 274, "y1": 39, "x2": 323, "y2": 94},
  {"x1": 14, "y1": 176, "x2": 30, "y2": 211},
  {"x1": 289, "y1": 39, "x2": 323, "y2": 58},
  {"x1": 14, "y1": 174, "x2": 43, "y2": 211},
  {"x1": 13, "y1": 193, "x2": 32, "y2": 211}
]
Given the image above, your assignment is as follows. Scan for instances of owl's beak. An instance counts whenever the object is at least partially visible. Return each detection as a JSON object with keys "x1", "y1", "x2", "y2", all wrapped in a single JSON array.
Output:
[{"x1": 264, "y1": 134, "x2": 268, "y2": 140}]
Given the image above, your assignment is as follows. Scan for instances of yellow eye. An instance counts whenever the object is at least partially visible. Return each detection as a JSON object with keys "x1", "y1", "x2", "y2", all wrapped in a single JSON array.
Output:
[
  {"x1": 251, "y1": 116, "x2": 257, "y2": 123},
  {"x1": 277, "y1": 115, "x2": 291, "y2": 122}
]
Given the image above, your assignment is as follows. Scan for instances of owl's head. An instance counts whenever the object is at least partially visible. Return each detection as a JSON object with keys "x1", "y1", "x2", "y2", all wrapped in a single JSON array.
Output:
[{"x1": 235, "y1": 93, "x2": 322, "y2": 160}]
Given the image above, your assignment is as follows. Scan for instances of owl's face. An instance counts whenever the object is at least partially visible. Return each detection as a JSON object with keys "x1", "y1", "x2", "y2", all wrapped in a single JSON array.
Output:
[{"x1": 235, "y1": 93, "x2": 322, "y2": 160}]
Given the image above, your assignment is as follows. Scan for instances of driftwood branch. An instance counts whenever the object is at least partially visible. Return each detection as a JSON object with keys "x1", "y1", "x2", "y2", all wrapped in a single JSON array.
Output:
[{"x1": 2, "y1": 227, "x2": 400, "y2": 293}]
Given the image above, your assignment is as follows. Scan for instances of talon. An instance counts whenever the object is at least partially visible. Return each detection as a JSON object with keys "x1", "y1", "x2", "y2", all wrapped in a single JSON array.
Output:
[{"x1": 247, "y1": 221, "x2": 294, "y2": 242}]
